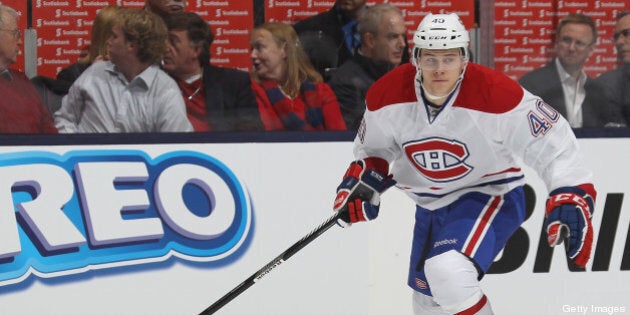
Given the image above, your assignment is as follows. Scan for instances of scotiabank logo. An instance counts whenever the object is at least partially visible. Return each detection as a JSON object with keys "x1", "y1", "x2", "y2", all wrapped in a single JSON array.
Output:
[{"x1": 0, "y1": 150, "x2": 253, "y2": 287}]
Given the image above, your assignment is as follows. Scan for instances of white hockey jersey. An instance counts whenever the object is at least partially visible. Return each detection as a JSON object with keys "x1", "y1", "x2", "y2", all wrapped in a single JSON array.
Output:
[{"x1": 355, "y1": 62, "x2": 593, "y2": 210}]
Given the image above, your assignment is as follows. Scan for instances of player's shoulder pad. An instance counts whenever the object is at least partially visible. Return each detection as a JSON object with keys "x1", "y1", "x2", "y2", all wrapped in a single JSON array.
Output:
[
  {"x1": 365, "y1": 63, "x2": 417, "y2": 111},
  {"x1": 453, "y1": 63, "x2": 524, "y2": 114}
]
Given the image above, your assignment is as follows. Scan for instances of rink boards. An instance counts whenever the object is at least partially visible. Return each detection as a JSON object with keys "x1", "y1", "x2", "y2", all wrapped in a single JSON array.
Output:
[{"x1": 0, "y1": 137, "x2": 627, "y2": 315}]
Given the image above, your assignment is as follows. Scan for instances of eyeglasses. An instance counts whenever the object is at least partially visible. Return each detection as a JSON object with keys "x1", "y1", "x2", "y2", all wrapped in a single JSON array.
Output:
[
  {"x1": 557, "y1": 36, "x2": 592, "y2": 50},
  {"x1": 614, "y1": 29, "x2": 630, "y2": 41},
  {"x1": 0, "y1": 28, "x2": 21, "y2": 39},
  {"x1": 418, "y1": 55, "x2": 465, "y2": 71}
]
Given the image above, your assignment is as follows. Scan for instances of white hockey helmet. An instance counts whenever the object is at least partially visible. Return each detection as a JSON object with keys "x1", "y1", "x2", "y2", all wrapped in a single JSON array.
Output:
[{"x1": 412, "y1": 13, "x2": 470, "y2": 63}]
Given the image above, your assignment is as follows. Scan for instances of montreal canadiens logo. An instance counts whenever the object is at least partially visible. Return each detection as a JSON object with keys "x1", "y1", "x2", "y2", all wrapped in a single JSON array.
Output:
[{"x1": 403, "y1": 137, "x2": 473, "y2": 182}]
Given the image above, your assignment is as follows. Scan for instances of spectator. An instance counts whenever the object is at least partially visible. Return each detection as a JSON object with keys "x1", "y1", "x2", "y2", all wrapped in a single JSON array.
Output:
[
  {"x1": 162, "y1": 12, "x2": 263, "y2": 131},
  {"x1": 0, "y1": 4, "x2": 57, "y2": 134},
  {"x1": 249, "y1": 22, "x2": 346, "y2": 131},
  {"x1": 296, "y1": 30, "x2": 340, "y2": 81},
  {"x1": 596, "y1": 10, "x2": 630, "y2": 126},
  {"x1": 54, "y1": 8, "x2": 192, "y2": 133},
  {"x1": 293, "y1": 0, "x2": 367, "y2": 79},
  {"x1": 56, "y1": 6, "x2": 122, "y2": 88},
  {"x1": 519, "y1": 13, "x2": 612, "y2": 128},
  {"x1": 328, "y1": 3, "x2": 406, "y2": 130},
  {"x1": 144, "y1": 0, "x2": 185, "y2": 21},
  {"x1": 31, "y1": 5, "x2": 123, "y2": 115}
]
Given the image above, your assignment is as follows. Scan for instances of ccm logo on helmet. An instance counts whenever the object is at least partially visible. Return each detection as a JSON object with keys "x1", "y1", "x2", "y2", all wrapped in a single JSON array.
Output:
[
  {"x1": 404, "y1": 137, "x2": 473, "y2": 182},
  {"x1": 0, "y1": 150, "x2": 252, "y2": 288}
]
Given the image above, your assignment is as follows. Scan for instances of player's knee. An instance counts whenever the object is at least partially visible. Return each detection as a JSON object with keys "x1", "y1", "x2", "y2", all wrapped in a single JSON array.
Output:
[
  {"x1": 424, "y1": 250, "x2": 483, "y2": 313},
  {"x1": 412, "y1": 291, "x2": 449, "y2": 315}
]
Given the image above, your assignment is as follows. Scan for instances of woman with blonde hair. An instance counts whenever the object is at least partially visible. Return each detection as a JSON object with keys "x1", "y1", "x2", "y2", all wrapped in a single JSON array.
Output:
[
  {"x1": 31, "y1": 6, "x2": 122, "y2": 113},
  {"x1": 250, "y1": 22, "x2": 346, "y2": 131},
  {"x1": 56, "y1": 6, "x2": 122, "y2": 85}
]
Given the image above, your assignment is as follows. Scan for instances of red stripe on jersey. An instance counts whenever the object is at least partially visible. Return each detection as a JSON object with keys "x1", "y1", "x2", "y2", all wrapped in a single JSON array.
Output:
[
  {"x1": 482, "y1": 167, "x2": 522, "y2": 178},
  {"x1": 455, "y1": 294, "x2": 488, "y2": 315},
  {"x1": 463, "y1": 196, "x2": 502, "y2": 257}
]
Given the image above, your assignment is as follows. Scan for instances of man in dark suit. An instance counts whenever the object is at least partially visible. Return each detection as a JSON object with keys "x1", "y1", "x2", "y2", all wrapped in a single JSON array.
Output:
[
  {"x1": 162, "y1": 12, "x2": 263, "y2": 131},
  {"x1": 519, "y1": 13, "x2": 613, "y2": 128},
  {"x1": 292, "y1": 0, "x2": 367, "y2": 79},
  {"x1": 328, "y1": 3, "x2": 407, "y2": 130},
  {"x1": 596, "y1": 11, "x2": 630, "y2": 127}
]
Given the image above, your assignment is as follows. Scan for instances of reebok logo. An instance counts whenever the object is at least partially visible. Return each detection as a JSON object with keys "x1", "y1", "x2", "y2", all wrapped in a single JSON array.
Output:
[{"x1": 434, "y1": 238, "x2": 458, "y2": 248}]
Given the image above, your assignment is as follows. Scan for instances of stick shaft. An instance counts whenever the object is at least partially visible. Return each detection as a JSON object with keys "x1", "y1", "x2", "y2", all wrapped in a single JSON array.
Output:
[{"x1": 198, "y1": 211, "x2": 342, "y2": 315}]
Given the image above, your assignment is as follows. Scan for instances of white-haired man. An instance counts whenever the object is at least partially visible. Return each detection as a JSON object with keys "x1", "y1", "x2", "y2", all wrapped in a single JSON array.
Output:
[
  {"x1": 0, "y1": 4, "x2": 57, "y2": 133},
  {"x1": 332, "y1": 13, "x2": 595, "y2": 314},
  {"x1": 328, "y1": 3, "x2": 407, "y2": 130}
]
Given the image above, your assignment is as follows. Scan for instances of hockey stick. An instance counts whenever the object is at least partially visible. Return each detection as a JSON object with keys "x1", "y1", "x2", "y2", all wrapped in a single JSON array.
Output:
[{"x1": 198, "y1": 210, "x2": 343, "y2": 315}]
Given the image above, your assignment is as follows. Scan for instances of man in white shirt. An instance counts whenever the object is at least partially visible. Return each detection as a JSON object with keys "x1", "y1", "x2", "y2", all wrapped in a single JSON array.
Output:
[
  {"x1": 54, "y1": 8, "x2": 192, "y2": 133},
  {"x1": 519, "y1": 13, "x2": 612, "y2": 128}
]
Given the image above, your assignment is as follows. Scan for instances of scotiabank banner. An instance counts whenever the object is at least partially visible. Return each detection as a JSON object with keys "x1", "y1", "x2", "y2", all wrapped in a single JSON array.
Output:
[
  {"x1": 191, "y1": 1, "x2": 253, "y2": 72},
  {"x1": 32, "y1": 0, "x2": 123, "y2": 78},
  {"x1": 265, "y1": 0, "x2": 338, "y2": 24},
  {"x1": 494, "y1": 1, "x2": 625, "y2": 80},
  {"x1": 0, "y1": 139, "x2": 627, "y2": 314},
  {"x1": 29, "y1": 1, "x2": 253, "y2": 78},
  {"x1": 267, "y1": 0, "x2": 476, "y2": 47}
]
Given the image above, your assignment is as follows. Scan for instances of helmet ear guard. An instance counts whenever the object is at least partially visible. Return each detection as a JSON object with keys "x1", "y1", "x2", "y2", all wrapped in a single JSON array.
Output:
[{"x1": 411, "y1": 46, "x2": 420, "y2": 67}]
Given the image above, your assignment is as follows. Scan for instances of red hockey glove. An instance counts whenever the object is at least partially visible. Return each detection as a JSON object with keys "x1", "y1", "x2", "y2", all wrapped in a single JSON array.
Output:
[
  {"x1": 545, "y1": 184, "x2": 596, "y2": 268},
  {"x1": 333, "y1": 158, "x2": 396, "y2": 226}
]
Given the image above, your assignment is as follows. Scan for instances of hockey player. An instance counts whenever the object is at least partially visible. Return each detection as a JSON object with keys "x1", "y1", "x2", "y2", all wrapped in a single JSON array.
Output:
[{"x1": 333, "y1": 13, "x2": 596, "y2": 314}]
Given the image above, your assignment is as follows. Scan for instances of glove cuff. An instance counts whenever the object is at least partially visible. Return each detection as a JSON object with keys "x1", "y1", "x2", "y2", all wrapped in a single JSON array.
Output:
[
  {"x1": 548, "y1": 184, "x2": 596, "y2": 202},
  {"x1": 546, "y1": 184, "x2": 595, "y2": 216},
  {"x1": 362, "y1": 157, "x2": 389, "y2": 176}
]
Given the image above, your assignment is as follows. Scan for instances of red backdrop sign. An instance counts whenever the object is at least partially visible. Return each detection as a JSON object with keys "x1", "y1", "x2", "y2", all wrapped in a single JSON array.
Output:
[
  {"x1": 23, "y1": 1, "x2": 253, "y2": 78},
  {"x1": 7, "y1": 1, "x2": 622, "y2": 81},
  {"x1": 32, "y1": 0, "x2": 122, "y2": 78},
  {"x1": 190, "y1": 1, "x2": 253, "y2": 72},
  {"x1": 493, "y1": 1, "x2": 625, "y2": 80},
  {"x1": 265, "y1": 0, "x2": 476, "y2": 49}
]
